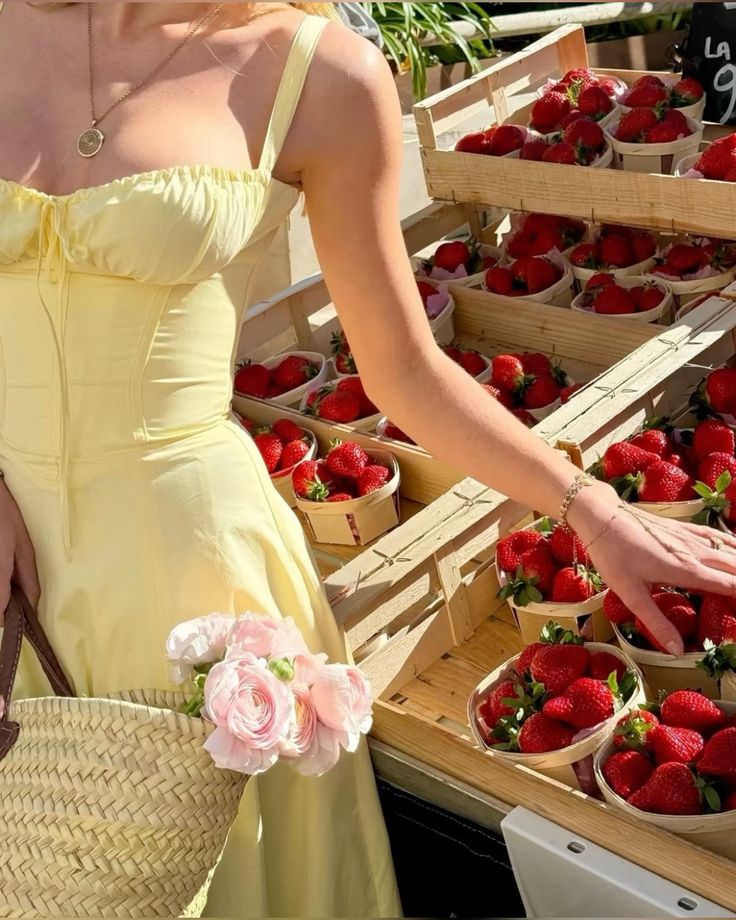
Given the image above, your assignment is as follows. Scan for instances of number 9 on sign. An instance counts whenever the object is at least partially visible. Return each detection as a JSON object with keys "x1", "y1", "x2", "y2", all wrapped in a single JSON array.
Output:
[{"x1": 714, "y1": 62, "x2": 736, "y2": 123}]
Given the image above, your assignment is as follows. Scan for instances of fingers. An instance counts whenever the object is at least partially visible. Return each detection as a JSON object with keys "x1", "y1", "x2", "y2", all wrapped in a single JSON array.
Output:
[
  {"x1": 671, "y1": 560, "x2": 736, "y2": 601},
  {"x1": 627, "y1": 587, "x2": 684, "y2": 656},
  {"x1": 13, "y1": 533, "x2": 40, "y2": 608}
]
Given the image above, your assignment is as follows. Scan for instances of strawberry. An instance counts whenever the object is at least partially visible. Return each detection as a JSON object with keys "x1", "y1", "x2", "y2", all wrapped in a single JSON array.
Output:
[
  {"x1": 530, "y1": 91, "x2": 571, "y2": 132},
  {"x1": 649, "y1": 723, "x2": 705, "y2": 765},
  {"x1": 485, "y1": 266, "x2": 515, "y2": 296},
  {"x1": 636, "y1": 460, "x2": 696, "y2": 503},
  {"x1": 266, "y1": 383, "x2": 288, "y2": 398},
  {"x1": 671, "y1": 76, "x2": 704, "y2": 106},
  {"x1": 487, "y1": 124, "x2": 526, "y2": 156},
  {"x1": 236, "y1": 414, "x2": 255, "y2": 431},
  {"x1": 632, "y1": 232, "x2": 657, "y2": 262},
  {"x1": 570, "y1": 242, "x2": 597, "y2": 267},
  {"x1": 511, "y1": 256, "x2": 533, "y2": 285},
  {"x1": 696, "y1": 134, "x2": 736, "y2": 181},
  {"x1": 512, "y1": 408, "x2": 537, "y2": 427},
  {"x1": 614, "y1": 708, "x2": 659, "y2": 751},
  {"x1": 417, "y1": 280, "x2": 440, "y2": 305},
  {"x1": 491, "y1": 354, "x2": 525, "y2": 392},
  {"x1": 455, "y1": 131, "x2": 491, "y2": 155},
  {"x1": 577, "y1": 85, "x2": 613, "y2": 120},
  {"x1": 645, "y1": 121, "x2": 687, "y2": 143},
  {"x1": 625, "y1": 82, "x2": 669, "y2": 107},
  {"x1": 636, "y1": 285, "x2": 665, "y2": 313},
  {"x1": 253, "y1": 432, "x2": 283, "y2": 473},
  {"x1": 314, "y1": 390, "x2": 362, "y2": 424},
  {"x1": 459, "y1": 350, "x2": 488, "y2": 377},
  {"x1": 666, "y1": 243, "x2": 707, "y2": 276},
  {"x1": 336, "y1": 377, "x2": 377, "y2": 416},
  {"x1": 433, "y1": 241, "x2": 471, "y2": 272},
  {"x1": 563, "y1": 117, "x2": 604, "y2": 152},
  {"x1": 325, "y1": 441, "x2": 369, "y2": 480},
  {"x1": 234, "y1": 362, "x2": 271, "y2": 398},
  {"x1": 503, "y1": 543, "x2": 558, "y2": 603},
  {"x1": 496, "y1": 529, "x2": 547, "y2": 574},
  {"x1": 604, "y1": 591, "x2": 635, "y2": 625},
  {"x1": 586, "y1": 272, "x2": 616, "y2": 293},
  {"x1": 630, "y1": 75, "x2": 665, "y2": 89},
  {"x1": 383, "y1": 421, "x2": 414, "y2": 445},
  {"x1": 696, "y1": 452, "x2": 736, "y2": 489},
  {"x1": 544, "y1": 676, "x2": 617, "y2": 729},
  {"x1": 603, "y1": 750, "x2": 654, "y2": 799},
  {"x1": 520, "y1": 139, "x2": 549, "y2": 161},
  {"x1": 560, "y1": 383, "x2": 584, "y2": 404},
  {"x1": 703, "y1": 367, "x2": 736, "y2": 414},
  {"x1": 480, "y1": 680, "x2": 520, "y2": 728},
  {"x1": 598, "y1": 234, "x2": 634, "y2": 268},
  {"x1": 629, "y1": 428, "x2": 671, "y2": 457},
  {"x1": 601, "y1": 442, "x2": 660, "y2": 479},
  {"x1": 272, "y1": 355, "x2": 317, "y2": 390},
  {"x1": 616, "y1": 108, "x2": 658, "y2": 143},
  {"x1": 549, "y1": 524, "x2": 589, "y2": 566},
  {"x1": 594, "y1": 286, "x2": 637, "y2": 315},
  {"x1": 693, "y1": 419, "x2": 736, "y2": 463},
  {"x1": 516, "y1": 642, "x2": 545, "y2": 677},
  {"x1": 698, "y1": 727, "x2": 736, "y2": 783},
  {"x1": 542, "y1": 142, "x2": 577, "y2": 164},
  {"x1": 636, "y1": 591, "x2": 697, "y2": 648},
  {"x1": 526, "y1": 257, "x2": 561, "y2": 294},
  {"x1": 522, "y1": 375, "x2": 560, "y2": 410},
  {"x1": 697, "y1": 594, "x2": 736, "y2": 647},
  {"x1": 485, "y1": 385, "x2": 516, "y2": 409},
  {"x1": 272, "y1": 419, "x2": 304, "y2": 444},
  {"x1": 628, "y1": 763, "x2": 703, "y2": 815},
  {"x1": 519, "y1": 352, "x2": 552, "y2": 376},
  {"x1": 517, "y1": 713, "x2": 575, "y2": 753},
  {"x1": 327, "y1": 491, "x2": 356, "y2": 503},
  {"x1": 279, "y1": 439, "x2": 310, "y2": 471},
  {"x1": 292, "y1": 460, "x2": 333, "y2": 501},
  {"x1": 589, "y1": 651, "x2": 627, "y2": 682},
  {"x1": 660, "y1": 690, "x2": 728, "y2": 734},
  {"x1": 530, "y1": 643, "x2": 591, "y2": 695},
  {"x1": 549, "y1": 566, "x2": 603, "y2": 603},
  {"x1": 358, "y1": 464, "x2": 392, "y2": 496}
]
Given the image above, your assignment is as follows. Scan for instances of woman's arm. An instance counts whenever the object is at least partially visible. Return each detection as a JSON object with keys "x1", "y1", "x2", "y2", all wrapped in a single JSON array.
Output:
[{"x1": 299, "y1": 28, "x2": 736, "y2": 654}]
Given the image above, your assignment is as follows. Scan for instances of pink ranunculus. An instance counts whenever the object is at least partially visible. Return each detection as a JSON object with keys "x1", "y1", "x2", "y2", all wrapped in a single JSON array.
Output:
[
  {"x1": 226, "y1": 613, "x2": 310, "y2": 661},
  {"x1": 281, "y1": 687, "x2": 319, "y2": 759},
  {"x1": 165, "y1": 613, "x2": 236, "y2": 685},
  {"x1": 292, "y1": 723, "x2": 343, "y2": 777},
  {"x1": 203, "y1": 652, "x2": 294, "y2": 775},
  {"x1": 310, "y1": 665, "x2": 373, "y2": 753},
  {"x1": 293, "y1": 649, "x2": 329, "y2": 688}
]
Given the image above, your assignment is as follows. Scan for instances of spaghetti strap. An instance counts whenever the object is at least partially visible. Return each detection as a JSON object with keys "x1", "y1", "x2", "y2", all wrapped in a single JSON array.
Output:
[{"x1": 258, "y1": 15, "x2": 328, "y2": 173}]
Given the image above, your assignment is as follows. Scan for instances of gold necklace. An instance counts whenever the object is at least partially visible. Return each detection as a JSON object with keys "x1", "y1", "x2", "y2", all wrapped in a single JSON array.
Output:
[{"x1": 77, "y1": 1, "x2": 226, "y2": 158}]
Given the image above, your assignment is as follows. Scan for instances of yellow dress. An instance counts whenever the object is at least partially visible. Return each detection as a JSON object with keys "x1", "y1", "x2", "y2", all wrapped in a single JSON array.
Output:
[{"x1": 0, "y1": 15, "x2": 401, "y2": 918}]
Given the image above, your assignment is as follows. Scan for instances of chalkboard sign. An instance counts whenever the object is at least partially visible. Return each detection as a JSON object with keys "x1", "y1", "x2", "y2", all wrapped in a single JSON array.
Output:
[{"x1": 676, "y1": 3, "x2": 736, "y2": 124}]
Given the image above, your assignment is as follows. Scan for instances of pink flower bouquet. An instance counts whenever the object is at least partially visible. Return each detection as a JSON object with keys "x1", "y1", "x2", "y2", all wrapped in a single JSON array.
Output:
[{"x1": 165, "y1": 612, "x2": 372, "y2": 777}]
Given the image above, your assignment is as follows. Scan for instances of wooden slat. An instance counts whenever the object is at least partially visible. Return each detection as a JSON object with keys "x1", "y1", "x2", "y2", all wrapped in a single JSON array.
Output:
[
  {"x1": 400, "y1": 655, "x2": 486, "y2": 725},
  {"x1": 448, "y1": 616, "x2": 523, "y2": 673}
]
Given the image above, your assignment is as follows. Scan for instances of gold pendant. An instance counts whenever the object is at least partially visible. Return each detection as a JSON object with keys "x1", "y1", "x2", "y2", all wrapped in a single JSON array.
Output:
[{"x1": 77, "y1": 126, "x2": 104, "y2": 158}]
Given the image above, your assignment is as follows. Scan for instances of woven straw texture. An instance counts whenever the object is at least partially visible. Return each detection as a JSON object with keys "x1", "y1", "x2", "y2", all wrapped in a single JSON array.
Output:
[{"x1": 0, "y1": 689, "x2": 247, "y2": 918}]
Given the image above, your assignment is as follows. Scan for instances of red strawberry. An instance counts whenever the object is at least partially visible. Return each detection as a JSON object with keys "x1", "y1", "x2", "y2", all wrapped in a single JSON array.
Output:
[
  {"x1": 616, "y1": 108, "x2": 658, "y2": 143},
  {"x1": 530, "y1": 91, "x2": 571, "y2": 132},
  {"x1": 645, "y1": 121, "x2": 687, "y2": 143},
  {"x1": 292, "y1": 460, "x2": 333, "y2": 501},
  {"x1": 628, "y1": 762, "x2": 703, "y2": 815},
  {"x1": 480, "y1": 680, "x2": 520, "y2": 728},
  {"x1": 594, "y1": 286, "x2": 637, "y2": 315},
  {"x1": 518, "y1": 712, "x2": 575, "y2": 753},
  {"x1": 487, "y1": 124, "x2": 526, "y2": 156},
  {"x1": 512, "y1": 408, "x2": 537, "y2": 427},
  {"x1": 516, "y1": 642, "x2": 545, "y2": 677},
  {"x1": 637, "y1": 285, "x2": 665, "y2": 313},
  {"x1": 315, "y1": 390, "x2": 362, "y2": 423},
  {"x1": 544, "y1": 677, "x2": 616, "y2": 729},
  {"x1": 234, "y1": 362, "x2": 271, "y2": 398},
  {"x1": 336, "y1": 377, "x2": 377, "y2": 416},
  {"x1": 510, "y1": 256, "x2": 533, "y2": 285},
  {"x1": 724, "y1": 790, "x2": 736, "y2": 810},
  {"x1": 649, "y1": 723, "x2": 704, "y2": 765},
  {"x1": 696, "y1": 452, "x2": 736, "y2": 490},
  {"x1": 660, "y1": 690, "x2": 728, "y2": 734},
  {"x1": 530, "y1": 644, "x2": 591, "y2": 695},
  {"x1": 497, "y1": 529, "x2": 547, "y2": 574},
  {"x1": 704, "y1": 367, "x2": 736, "y2": 414},
  {"x1": 358, "y1": 464, "x2": 392, "y2": 496},
  {"x1": 693, "y1": 419, "x2": 736, "y2": 463},
  {"x1": 517, "y1": 543, "x2": 558, "y2": 598},
  {"x1": 272, "y1": 355, "x2": 317, "y2": 390},
  {"x1": 526, "y1": 257, "x2": 561, "y2": 294},
  {"x1": 601, "y1": 441, "x2": 660, "y2": 479},
  {"x1": 697, "y1": 594, "x2": 736, "y2": 647},
  {"x1": 696, "y1": 134, "x2": 736, "y2": 181},
  {"x1": 671, "y1": 76, "x2": 704, "y2": 105},
  {"x1": 560, "y1": 383, "x2": 584, "y2": 404},
  {"x1": 632, "y1": 232, "x2": 657, "y2": 262},
  {"x1": 636, "y1": 591, "x2": 697, "y2": 649},
  {"x1": 577, "y1": 85, "x2": 613, "y2": 120},
  {"x1": 589, "y1": 651, "x2": 626, "y2": 682},
  {"x1": 570, "y1": 242, "x2": 597, "y2": 269},
  {"x1": 698, "y1": 727, "x2": 736, "y2": 783},
  {"x1": 598, "y1": 234, "x2": 634, "y2": 268},
  {"x1": 542, "y1": 142, "x2": 577, "y2": 164},
  {"x1": 636, "y1": 460, "x2": 695, "y2": 503},
  {"x1": 625, "y1": 82, "x2": 669, "y2": 107},
  {"x1": 279, "y1": 439, "x2": 310, "y2": 471},
  {"x1": 491, "y1": 354, "x2": 525, "y2": 392},
  {"x1": 549, "y1": 524, "x2": 589, "y2": 566},
  {"x1": 631, "y1": 75, "x2": 665, "y2": 89},
  {"x1": 327, "y1": 491, "x2": 356, "y2": 503},
  {"x1": 455, "y1": 131, "x2": 491, "y2": 155},
  {"x1": 417, "y1": 280, "x2": 440, "y2": 304},
  {"x1": 523, "y1": 375, "x2": 560, "y2": 410},
  {"x1": 666, "y1": 243, "x2": 707, "y2": 275},
  {"x1": 485, "y1": 266, "x2": 515, "y2": 296},
  {"x1": 604, "y1": 591, "x2": 635, "y2": 625},
  {"x1": 614, "y1": 708, "x2": 659, "y2": 751},
  {"x1": 484, "y1": 384, "x2": 516, "y2": 409},
  {"x1": 325, "y1": 441, "x2": 369, "y2": 480},
  {"x1": 459, "y1": 350, "x2": 488, "y2": 377},
  {"x1": 563, "y1": 117, "x2": 604, "y2": 152},
  {"x1": 272, "y1": 419, "x2": 305, "y2": 443},
  {"x1": 603, "y1": 750, "x2": 654, "y2": 799},
  {"x1": 549, "y1": 566, "x2": 602, "y2": 603},
  {"x1": 433, "y1": 241, "x2": 471, "y2": 272},
  {"x1": 519, "y1": 352, "x2": 552, "y2": 376},
  {"x1": 520, "y1": 139, "x2": 549, "y2": 161},
  {"x1": 253, "y1": 432, "x2": 283, "y2": 473},
  {"x1": 629, "y1": 428, "x2": 671, "y2": 457},
  {"x1": 383, "y1": 421, "x2": 414, "y2": 445},
  {"x1": 585, "y1": 271, "x2": 616, "y2": 293}
]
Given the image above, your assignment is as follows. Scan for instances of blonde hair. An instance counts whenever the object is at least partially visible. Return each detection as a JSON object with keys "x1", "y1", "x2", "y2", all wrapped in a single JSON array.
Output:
[{"x1": 33, "y1": 2, "x2": 341, "y2": 19}]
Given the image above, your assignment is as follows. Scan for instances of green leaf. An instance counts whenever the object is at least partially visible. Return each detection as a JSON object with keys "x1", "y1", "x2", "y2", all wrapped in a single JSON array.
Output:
[
  {"x1": 717, "y1": 470, "x2": 734, "y2": 493},
  {"x1": 703, "y1": 783, "x2": 722, "y2": 813}
]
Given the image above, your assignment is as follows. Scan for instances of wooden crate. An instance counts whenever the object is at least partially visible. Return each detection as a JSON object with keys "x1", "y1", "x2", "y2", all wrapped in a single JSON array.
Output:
[
  {"x1": 413, "y1": 24, "x2": 736, "y2": 239},
  {"x1": 324, "y1": 295, "x2": 736, "y2": 912}
]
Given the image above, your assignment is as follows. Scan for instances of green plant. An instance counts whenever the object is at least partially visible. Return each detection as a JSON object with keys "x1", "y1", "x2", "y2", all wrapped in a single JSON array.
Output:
[{"x1": 364, "y1": 2, "x2": 496, "y2": 101}]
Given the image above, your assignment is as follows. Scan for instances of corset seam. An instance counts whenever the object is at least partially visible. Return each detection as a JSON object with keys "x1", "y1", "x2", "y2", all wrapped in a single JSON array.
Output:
[{"x1": 129, "y1": 286, "x2": 174, "y2": 444}]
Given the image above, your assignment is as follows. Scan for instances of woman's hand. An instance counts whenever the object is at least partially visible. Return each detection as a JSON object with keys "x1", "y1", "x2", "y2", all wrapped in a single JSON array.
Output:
[
  {"x1": 569, "y1": 481, "x2": 736, "y2": 655},
  {"x1": 0, "y1": 480, "x2": 39, "y2": 613}
]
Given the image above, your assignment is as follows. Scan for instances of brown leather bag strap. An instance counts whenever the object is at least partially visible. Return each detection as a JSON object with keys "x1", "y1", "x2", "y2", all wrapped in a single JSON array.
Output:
[{"x1": 0, "y1": 588, "x2": 74, "y2": 762}]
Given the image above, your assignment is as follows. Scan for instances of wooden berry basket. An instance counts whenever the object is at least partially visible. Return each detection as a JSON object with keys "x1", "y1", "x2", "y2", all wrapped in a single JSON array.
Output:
[{"x1": 413, "y1": 23, "x2": 736, "y2": 239}]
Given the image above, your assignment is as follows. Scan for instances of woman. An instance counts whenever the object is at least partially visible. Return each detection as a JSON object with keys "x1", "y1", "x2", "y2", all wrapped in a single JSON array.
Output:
[{"x1": 1, "y1": 1, "x2": 735, "y2": 916}]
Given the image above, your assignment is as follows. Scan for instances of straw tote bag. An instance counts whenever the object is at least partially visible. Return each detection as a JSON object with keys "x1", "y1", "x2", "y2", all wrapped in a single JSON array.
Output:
[{"x1": 0, "y1": 588, "x2": 248, "y2": 918}]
